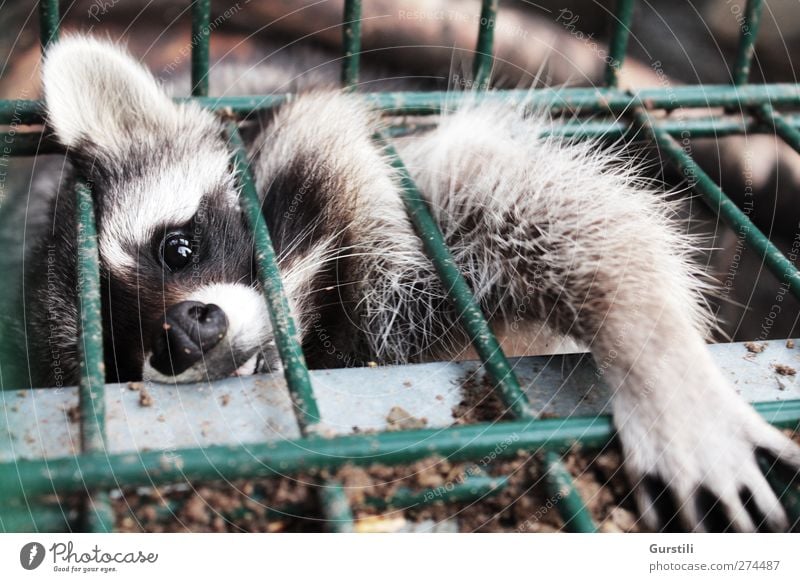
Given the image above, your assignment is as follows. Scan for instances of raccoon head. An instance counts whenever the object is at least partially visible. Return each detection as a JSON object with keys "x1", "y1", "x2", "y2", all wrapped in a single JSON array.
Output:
[{"x1": 41, "y1": 35, "x2": 279, "y2": 383}]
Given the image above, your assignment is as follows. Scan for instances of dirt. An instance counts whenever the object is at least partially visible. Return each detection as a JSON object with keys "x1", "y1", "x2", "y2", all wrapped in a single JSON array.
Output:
[
  {"x1": 138, "y1": 387, "x2": 154, "y2": 407},
  {"x1": 385, "y1": 406, "x2": 427, "y2": 431},
  {"x1": 66, "y1": 405, "x2": 80, "y2": 423},
  {"x1": 745, "y1": 341, "x2": 767, "y2": 354},
  {"x1": 774, "y1": 363, "x2": 797, "y2": 376},
  {"x1": 452, "y1": 374, "x2": 513, "y2": 424}
]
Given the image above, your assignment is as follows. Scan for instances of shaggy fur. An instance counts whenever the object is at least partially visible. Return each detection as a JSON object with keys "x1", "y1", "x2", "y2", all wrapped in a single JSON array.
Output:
[{"x1": 26, "y1": 35, "x2": 800, "y2": 532}]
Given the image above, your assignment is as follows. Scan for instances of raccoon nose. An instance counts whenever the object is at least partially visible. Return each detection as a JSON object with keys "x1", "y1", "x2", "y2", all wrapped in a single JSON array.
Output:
[{"x1": 149, "y1": 301, "x2": 228, "y2": 376}]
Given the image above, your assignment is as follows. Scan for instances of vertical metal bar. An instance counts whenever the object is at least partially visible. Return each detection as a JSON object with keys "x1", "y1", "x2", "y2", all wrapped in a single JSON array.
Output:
[
  {"x1": 755, "y1": 104, "x2": 800, "y2": 155},
  {"x1": 75, "y1": 180, "x2": 113, "y2": 532},
  {"x1": 225, "y1": 124, "x2": 321, "y2": 431},
  {"x1": 543, "y1": 451, "x2": 598, "y2": 532},
  {"x1": 341, "y1": 0, "x2": 362, "y2": 88},
  {"x1": 226, "y1": 124, "x2": 354, "y2": 528},
  {"x1": 472, "y1": 0, "x2": 498, "y2": 88},
  {"x1": 633, "y1": 106, "x2": 800, "y2": 300},
  {"x1": 732, "y1": 0, "x2": 764, "y2": 85},
  {"x1": 377, "y1": 135, "x2": 529, "y2": 417},
  {"x1": 39, "y1": 0, "x2": 59, "y2": 50},
  {"x1": 604, "y1": 0, "x2": 635, "y2": 87},
  {"x1": 191, "y1": 0, "x2": 211, "y2": 97},
  {"x1": 375, "y1": 136, "x2": 598, "y2": 532},
  {"x1": 319, "y1": 483, "x2": 355, "y2": 533}
]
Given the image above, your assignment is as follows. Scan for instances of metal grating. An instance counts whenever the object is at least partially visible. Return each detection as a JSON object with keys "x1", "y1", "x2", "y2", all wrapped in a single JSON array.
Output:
[{"x1": 0, "y1": 0, "x2": 798, "y2": 533}]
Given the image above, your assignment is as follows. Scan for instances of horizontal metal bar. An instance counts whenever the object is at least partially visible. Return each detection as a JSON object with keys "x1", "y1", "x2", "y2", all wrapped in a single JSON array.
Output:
[
  {"x1": 2, "y1": 400, "x2": 797, "y2": 501},
  {"x1": 364, "y1": 473, "x2": 509, "y2": 510},
  {"x1": 0, "y1": 416, "x2": 613, "y2": 500},
  {"x1": 4, "y1": 340, "x2": 798, "y2": 458},
  {"x1": 5, "y1": 84, "x2": 800, "y2": 125},
  {"x1": 634, "y1": 107, "x2": 800, "y2": 301}
]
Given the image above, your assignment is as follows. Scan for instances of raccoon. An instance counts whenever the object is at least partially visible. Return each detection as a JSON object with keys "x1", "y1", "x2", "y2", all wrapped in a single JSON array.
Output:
[{"x1": 25, "y1": 35, "x2": 800, "y2": 532}]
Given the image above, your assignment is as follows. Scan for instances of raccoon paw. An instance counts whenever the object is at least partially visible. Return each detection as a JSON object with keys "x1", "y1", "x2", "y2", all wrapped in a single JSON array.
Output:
[{"x1": 615, "y1": 390, "x2": 800, "y2": 532}]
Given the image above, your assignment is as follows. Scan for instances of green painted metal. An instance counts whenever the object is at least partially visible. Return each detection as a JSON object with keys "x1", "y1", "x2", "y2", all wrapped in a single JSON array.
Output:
[
  {"x1": 2, "y1": 400, "x2": 797, "y2": 502},
  {"x1": 191, "y1": 0, "x2": 211, "y2": 97},
  {"x1": 320, "y1": 482, "x2": 355, "y2": 532},
  {"x1": 733, "y1": 0, "x2": 764, "y2": 85},
  {"x1": 7, "y1": 84, "x2": 800, "y2": 125},
  {"x1": 756, "y1": 104, "x2": 800, "y2": 155},
  {"x1": 634, "y1": 107, "x2": 800, "y2": 301},
  {"x1": 472, "y1": 0, "x2": 498, "y2": 89},
  {"x1": 377, "y1": 134, "x2": 530, "y2": 419},
  {"x1": 75, "y1": 180, "x2": 113, "y2": 533},
  {"x1": 38, "y1": 0, "x2": 59, "y2": 49},
  {"x1": 365, "y1": 474, "x2": 509, "y2": 511},
  {"x1": 13, "y1": 113, "x2": 800, "y2": 158},
  {"x1": 225, "y1": 124, "x2": 320, "y2": 431},
  {"x1": 0, "y1": 503, "x2": 74, "y2": 533},
  {"x1": 0, "y1": 416, "x2": 614, "y2": 499},
  {"x1": 341, "y1": 0, "x2": 362, "y2": 88},
  {"x1": 604, "y1": 0, "x2": 635, "y2": 87},
  {"x1": 543, "y1": 451, "x2": 598, "y2": 533}
]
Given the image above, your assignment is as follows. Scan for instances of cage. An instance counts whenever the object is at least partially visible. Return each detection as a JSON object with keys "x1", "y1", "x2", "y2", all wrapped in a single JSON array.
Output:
[{"x1": 0, "y1": 0, "x2": 798, "y2": 533}]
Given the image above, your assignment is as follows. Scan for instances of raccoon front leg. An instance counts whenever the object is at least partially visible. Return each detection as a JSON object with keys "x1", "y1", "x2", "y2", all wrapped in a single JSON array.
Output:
[{"x1": 399, "y1": 103, "x2": 800, "y2": 532}]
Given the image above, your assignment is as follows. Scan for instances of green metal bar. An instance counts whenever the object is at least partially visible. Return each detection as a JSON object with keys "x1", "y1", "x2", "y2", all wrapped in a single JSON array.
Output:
[
  {"x1": 38, "y1": 0, "x2": 59, "y2": 50},
  {"x1": 365, "y1": 474, "x2": 509, "y2": 510},
  {"x1": 14, "y1": 113, "x2": 800, "y2": 158},
  {"x1": 604, "y1": 0, "x2": 635, "y2": 87},
  {"x1": 472, "y1": 0, "x2": 498, "y2": 89},
  {"x1": 191, "y1": 0, "x2": 211, "y2": 97},
  {"x1": 732, "y1": 0, "x2": 764, "y2": 85},
  {"x1": 543, "y1": 451, "x2": 598, "y2": 532},
  {"x1": 320, "y1": 482, "x2": 355, "y2": 532},
  {"x1": 634, "y1": 107, "x2": 800, "y2": 301},
  {"x1": 225, "y1": 124, "x2": 320, "y2": 431},
  {"x1": 75, "y1": 180, "x2": 113, "y2": 533},
  {"x1": 755, "y1": 104, "x2": 800, "y2": 155},
  {"x1": 0, "y1": 416, "x2": 614, "y2": 499},
  {"x1": 2, "y1": 400, "x2": 796, "y2": 501},
  {"x1": 377, "y1": 135, "x2": 529, "y2": 418},
  {"x1": 0, "y1": 504, "x2": 73, "y2": 533},
  {"x1": 6, "y1": 84, "x2": 800, "y2": 124},
  {"x1": 341, "y1": 0, "x2": 362, "y2": 88}
]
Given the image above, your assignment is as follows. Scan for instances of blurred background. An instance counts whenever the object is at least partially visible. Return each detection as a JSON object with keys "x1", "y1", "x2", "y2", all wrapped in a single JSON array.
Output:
[{"x1": 1, "y1": 0, "x2": 799, "y2": 358}]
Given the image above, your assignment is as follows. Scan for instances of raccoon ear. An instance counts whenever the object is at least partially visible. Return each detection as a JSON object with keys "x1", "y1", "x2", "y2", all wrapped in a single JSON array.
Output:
[{"x1": 42, "y1": 35, "x2": 177, "y2": 152}]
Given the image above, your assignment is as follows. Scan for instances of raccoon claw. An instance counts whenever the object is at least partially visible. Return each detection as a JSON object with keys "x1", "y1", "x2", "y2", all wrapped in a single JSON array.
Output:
[{"x1": 618, "y1": 400, "x2": 800, "y2": 532}]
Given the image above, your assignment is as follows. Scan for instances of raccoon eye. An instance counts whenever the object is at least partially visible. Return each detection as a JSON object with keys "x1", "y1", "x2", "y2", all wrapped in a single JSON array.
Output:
[{"x1": 160, "y1": 232, "x2": 194, "y2": 272}]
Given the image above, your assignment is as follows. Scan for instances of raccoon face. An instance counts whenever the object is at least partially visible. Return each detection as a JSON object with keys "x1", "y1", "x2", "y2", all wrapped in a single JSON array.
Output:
[{"x1": 41, "y1": 36, "x2": 279, "y2": 383}]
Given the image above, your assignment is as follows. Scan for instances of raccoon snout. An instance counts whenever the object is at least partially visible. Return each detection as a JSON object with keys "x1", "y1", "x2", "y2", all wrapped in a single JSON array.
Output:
[{"x1": 149, "y1": 301, "x2": 228, "y2": 376}]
